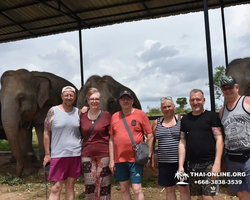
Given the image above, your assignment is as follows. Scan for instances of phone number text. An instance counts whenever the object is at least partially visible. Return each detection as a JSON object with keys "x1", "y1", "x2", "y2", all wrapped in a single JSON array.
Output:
[{"x1": 194, "y1": 180, "x2": 242, "y2": 185}]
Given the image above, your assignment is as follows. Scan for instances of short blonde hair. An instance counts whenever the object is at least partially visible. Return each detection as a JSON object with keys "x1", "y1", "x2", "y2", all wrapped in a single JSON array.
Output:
[
  {"x1": 86, "y1": 88, "x2": 100, "y2": 99},
  {"x1": 160, "y1": 97, "x2": 175, "y2": 106}
]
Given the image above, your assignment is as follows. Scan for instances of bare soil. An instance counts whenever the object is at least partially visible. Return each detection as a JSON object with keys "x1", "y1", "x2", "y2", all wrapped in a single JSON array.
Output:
[{"x1": 0, "y1": 156, "x2": 238, "y2": 200}]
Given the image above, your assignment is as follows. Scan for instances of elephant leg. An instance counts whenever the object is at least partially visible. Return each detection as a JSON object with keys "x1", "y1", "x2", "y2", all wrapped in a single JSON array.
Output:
[
  {"x1": 35, "y1": 126, "x2": 45, "y2": 175},
  {"x1": 18, "y1": 127, "x2": 38, "y2": 175},
  {"x1": 19, "y1": 127, "x2": 33, "y2": 166},
  {"x1": 35, "y1": 126, "x2": 45, "y2": 161}
]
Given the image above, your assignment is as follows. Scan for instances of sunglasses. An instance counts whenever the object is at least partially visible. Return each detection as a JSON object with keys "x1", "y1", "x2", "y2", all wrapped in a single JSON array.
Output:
[
  {"x1": 160, "y1": 96, "x2": 172, "y2": 101},
  {"x1": 221, "y1": 86, "x2": 235, "y2": 91}
]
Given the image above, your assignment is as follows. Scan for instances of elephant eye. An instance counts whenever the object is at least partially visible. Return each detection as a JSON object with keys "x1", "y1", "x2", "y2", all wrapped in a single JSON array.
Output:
[
  {"x1": 19, "y1": 94, "x2": 25, "y2": 101},
  {"x1": 18, "y1": 94, "x2": 25, "y2": 107}
]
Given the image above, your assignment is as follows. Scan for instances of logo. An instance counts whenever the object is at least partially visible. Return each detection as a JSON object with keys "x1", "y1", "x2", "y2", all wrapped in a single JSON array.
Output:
[
  {"x1": 135, "y1": 173, "x2": 140, "y2": 177},
  {"x1": 131, "y1": 120, "x2": 137, "y2": 126},
  {"x1": 210, "y1": 186, "x2": 216, "y2": 193},
  {"x1": 174, "y1": 171, "x2": 189, "y2": 185}
]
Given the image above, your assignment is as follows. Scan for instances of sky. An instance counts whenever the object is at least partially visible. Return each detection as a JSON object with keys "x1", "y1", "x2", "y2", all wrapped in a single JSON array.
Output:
[{"x1": 0, "y1": 4, "x2": 250, "y2": 112}]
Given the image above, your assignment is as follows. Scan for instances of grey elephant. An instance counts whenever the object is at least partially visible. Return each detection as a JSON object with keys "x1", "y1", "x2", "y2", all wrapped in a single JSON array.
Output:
[
  {"x1": 0, "y1": 103, "x2": 7, "y2": 140},
  {"x1": 0, "y1": 69, "x2": 78, "y2": 176},
  {"x1": 226, "y1": 57, "x2": 250, "y2": 95},
  {"x1": 77, "y1": 75, "x2": 141, "y2": 115}
]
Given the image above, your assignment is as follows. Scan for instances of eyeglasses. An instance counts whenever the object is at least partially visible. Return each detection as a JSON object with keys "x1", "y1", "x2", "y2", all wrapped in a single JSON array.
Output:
[
  {"x1": 120, "y1": 97, "x2": 132, "y2": 101},
  {"x1": 160, "y1": 97, "x2": 172, "y2": 101},
  {"x1": 221, "y1": 86, "x2": 235, "y2": 91},
  {"x1": 88, "y1": 98, "x2": 100, "y2": 102}
]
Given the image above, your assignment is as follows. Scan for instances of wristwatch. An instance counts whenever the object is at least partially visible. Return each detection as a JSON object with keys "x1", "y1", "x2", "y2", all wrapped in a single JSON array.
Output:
[{"x1": 148, "y1": 157, "x2": 151, "y2": 160}]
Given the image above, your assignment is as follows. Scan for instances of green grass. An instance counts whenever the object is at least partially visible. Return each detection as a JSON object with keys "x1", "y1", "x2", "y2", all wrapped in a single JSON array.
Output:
[
  {"x1": 32, "y1": 129, "x2": 39, "y2": 151},
  {"x1": 142, "y1": 175, "x2": 157, "y2": 187},
  {"x1": 0, "y1": 140, "x2": 11, "y2": 151},
  {"x1": 0, "y1": 129, "x2": 39, "y2": 151},
  {"x1": 0, "y1": 173, "x2": 25, "y2": 185}
]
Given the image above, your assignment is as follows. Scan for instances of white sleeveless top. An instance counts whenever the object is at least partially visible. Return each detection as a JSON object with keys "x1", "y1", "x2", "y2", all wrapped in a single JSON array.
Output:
[
  {"x1": 50, "y1": 106, "x2": 81, "y2": 158},
  {"x1": 221, "y1": 96, "x2": 250, "y2": 150}
]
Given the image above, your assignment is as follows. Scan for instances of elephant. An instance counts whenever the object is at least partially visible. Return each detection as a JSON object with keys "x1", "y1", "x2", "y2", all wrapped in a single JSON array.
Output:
[
  {"x1": 0, "y1": 103, "x2": 7, "y2": 140},
  {"x1": 0, "y1": 69, "x2": 78, "y2": 176},
  {"x1": 77, "y1": 75, "x2": 141, "y2": 115},
  {"x1": 226, "y1": 57, "x2": 250, "y2": 95}
]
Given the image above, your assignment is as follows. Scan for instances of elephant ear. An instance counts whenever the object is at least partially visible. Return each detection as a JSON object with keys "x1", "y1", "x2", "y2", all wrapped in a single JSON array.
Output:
[{"x1": 36, "y1": 76, "x2": 51, "y2": 108}]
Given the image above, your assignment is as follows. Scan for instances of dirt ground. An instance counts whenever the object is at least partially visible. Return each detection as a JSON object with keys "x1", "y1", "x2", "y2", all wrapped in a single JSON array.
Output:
[{"x1": 0, "y1": 156, "x2": 238, "y2": 200}]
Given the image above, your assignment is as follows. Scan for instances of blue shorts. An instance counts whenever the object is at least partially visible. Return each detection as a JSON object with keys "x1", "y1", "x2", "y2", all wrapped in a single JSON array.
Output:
[
  {"x1": 115, "y1": 162, "x2": 143, "y2": 184},
  {"x1": 225, "y1": 155, "x2": 250, "y2": 193}
]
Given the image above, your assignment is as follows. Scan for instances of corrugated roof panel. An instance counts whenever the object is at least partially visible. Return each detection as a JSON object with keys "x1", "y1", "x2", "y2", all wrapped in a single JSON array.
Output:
[{"x1": 0, "y1": 0, "x2": 249, "y2": 43}]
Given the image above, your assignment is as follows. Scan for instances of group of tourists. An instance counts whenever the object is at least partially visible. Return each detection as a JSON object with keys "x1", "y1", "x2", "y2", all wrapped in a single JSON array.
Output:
[{"x1": 42, "y1": 75, "x2": 250, "y2": 200}]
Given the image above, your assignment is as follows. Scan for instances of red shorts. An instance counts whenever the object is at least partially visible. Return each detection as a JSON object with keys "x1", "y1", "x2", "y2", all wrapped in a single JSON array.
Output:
[{"x1": 48, "y1": 156, "x2": 81, "y2": 181}]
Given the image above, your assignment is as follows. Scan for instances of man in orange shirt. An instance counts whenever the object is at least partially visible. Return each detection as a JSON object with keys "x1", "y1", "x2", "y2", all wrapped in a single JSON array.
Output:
[{"x1": 109, "y1": 90, "x2": 154, "y2": 200}]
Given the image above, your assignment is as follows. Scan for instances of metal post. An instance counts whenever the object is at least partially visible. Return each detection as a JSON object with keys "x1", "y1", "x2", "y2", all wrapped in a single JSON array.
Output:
[
  {"x1": 78, "y1": 21, "x2": 84, "y2": 87},
  {"x1": 203, "y1": 0, "x2": 215, "y2": 112},
  {"x1": 220, "y1": 0, "x2": 229, "y2": 68}
]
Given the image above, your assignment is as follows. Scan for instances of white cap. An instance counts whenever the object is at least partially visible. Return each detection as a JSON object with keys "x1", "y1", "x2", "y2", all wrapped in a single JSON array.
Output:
[{"x1": 61, "y1": 86, "x2": 76, "y2": 94}]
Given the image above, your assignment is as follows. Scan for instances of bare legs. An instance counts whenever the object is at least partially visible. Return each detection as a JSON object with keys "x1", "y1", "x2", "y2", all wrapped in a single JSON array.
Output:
[
  {"x1": 237, "y1": 191, "x2": 250, "y2": 200},
  {"x1": 49, "y1": 178, "x2": 76, "y2": 200},
  {"x1": 164, "y1": 185, "x2": 190, "y2": 200},
  {"x1": 119, "y1": 180, "x2": 145, "y2": 200}
]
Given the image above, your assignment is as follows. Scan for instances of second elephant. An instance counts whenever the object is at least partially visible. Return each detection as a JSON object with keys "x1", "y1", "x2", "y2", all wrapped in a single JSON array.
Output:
[{"x1": 77, "y1": 75, "x2": 141, "y2": 115}]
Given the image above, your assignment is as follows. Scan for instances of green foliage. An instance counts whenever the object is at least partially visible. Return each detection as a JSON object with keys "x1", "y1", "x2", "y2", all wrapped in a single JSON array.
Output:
[
  {"x1": 208, "y1": 65, "x2": 226, "y2": 101},
  {"x1": 0, "y1": 140, "x2": 11, "y2": 151},
  {"x1": 0, "y1": 173, "x2": 25, "y2": 185},
  {"x1": 76, "y1": 193, "x2": 85, "y2": 200},
  {"x1": 175, "y1": 97, "x2": 190, "y2": 114},
  {"x1": 146, "y1": 106, "x2": 162, "y2": 116},
  {"x1": 142, "y1": 175, "x2": 158, "y2": 187},
  {"x1": 0, "y1": 131, "x2": 39, "y2": 151},
  {"x1": 176, "y1": 97, "x2": 187, "y2": 108}
]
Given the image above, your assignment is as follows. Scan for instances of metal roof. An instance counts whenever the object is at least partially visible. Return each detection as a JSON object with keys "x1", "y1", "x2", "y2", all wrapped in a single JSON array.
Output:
[{"x1": 0, "y1": 0, "x2": 250, "y2": 44}]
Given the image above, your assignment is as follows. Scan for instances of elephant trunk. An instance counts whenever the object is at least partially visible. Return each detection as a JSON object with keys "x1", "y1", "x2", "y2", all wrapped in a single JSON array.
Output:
[{"x1": 1, "y1": 101, "x2": 24, "y2": 177}]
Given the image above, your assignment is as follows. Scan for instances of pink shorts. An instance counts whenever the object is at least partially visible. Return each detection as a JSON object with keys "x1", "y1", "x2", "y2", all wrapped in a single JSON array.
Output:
[{"x1": 48, "y1": 156, "x2": 81, "y2": 181}]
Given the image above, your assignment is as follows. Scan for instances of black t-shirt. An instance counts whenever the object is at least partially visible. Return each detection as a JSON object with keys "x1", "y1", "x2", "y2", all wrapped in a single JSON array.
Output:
[{"x1": 181, "y1": 110, "x2": 222, "y2": 163}]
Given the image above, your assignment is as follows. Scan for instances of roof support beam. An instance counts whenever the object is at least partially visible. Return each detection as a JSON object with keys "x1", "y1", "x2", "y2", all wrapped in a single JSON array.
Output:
[
  {"x1": 78, "y1": 22, "x2": 84, "y2": 87},
  {"x1": 220, "y1": 0, "x2": 229, "y2": 68},
  {"x1": 54, "y1": 0, "x2": 90, "y2": 28},
  {"x1": 203, "y1": 0, "x2": 215, "y2": 112},
  {"x1": 0, "y1": 1, "x2": 50, "y2": 12},
  {"x1": 140, "y1": 1, "x2": 154, "y2": 18},
  {"x1": 36, "y1": 0, "x2": 78, "y2": 20},
  {"x1": 0, "y1": 12, "x2": 37, "y2": 37}
]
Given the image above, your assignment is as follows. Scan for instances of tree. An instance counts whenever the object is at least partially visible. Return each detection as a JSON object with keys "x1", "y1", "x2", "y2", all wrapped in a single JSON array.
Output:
[
  {"x1": 208, "y1": 65, "x2": 226, "y2": 101},
  {"x1": 146, "y1": 105, "x2": 162, "y2": 116},
  {"x1": 175, "y1": 97, "x2": 188, "y2": 114}
]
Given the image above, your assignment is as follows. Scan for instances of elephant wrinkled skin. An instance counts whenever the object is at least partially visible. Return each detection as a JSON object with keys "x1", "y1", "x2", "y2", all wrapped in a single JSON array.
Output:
[
  {"x1": 0, "y1": 69, "x2": 77, "y2": 176},
  {"x1": 77, "y1": 75, "x2": 141, "y2": 115},
  {"x1": 226, "y1": 57, "x2": 250, "y2": 95}
]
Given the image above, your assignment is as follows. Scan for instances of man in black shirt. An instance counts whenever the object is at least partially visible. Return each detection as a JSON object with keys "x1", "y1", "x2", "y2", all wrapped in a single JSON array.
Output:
[{"x1": 178, "y1": 89, "x2": 224, "y2": 200}]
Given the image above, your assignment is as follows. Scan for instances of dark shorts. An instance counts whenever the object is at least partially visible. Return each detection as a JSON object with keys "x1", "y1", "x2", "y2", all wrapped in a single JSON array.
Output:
[
  {"x1": 225, "y1": 154, "x2": 250, "y2": 193},
  {"x1": 158, "y1": 162, "x2": 188, "y2": 187},
  {"x1": 48, "y1": 156, "x2": 81, "y2": 181},
  {"x1": 187, "y1": 161, "x2": 219, "y2": 196},
  {"x1": 115, "y1": 162, "x2": 143, "y2": 184}
]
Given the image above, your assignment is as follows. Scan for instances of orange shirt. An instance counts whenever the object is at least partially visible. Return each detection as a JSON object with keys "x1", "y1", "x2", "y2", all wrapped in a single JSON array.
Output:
[{"x1": 110, "y1": 109, "x2": 152, "y2": 163}]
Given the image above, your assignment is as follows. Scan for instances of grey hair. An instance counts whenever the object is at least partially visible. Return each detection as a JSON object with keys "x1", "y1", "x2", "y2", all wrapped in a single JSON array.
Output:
[
  {"x1": 161, "y1": 97, "x2": 175, "y2": 106},
  {"x1": 190, "y1": 89, "x2": 204, "y2": 96}
]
